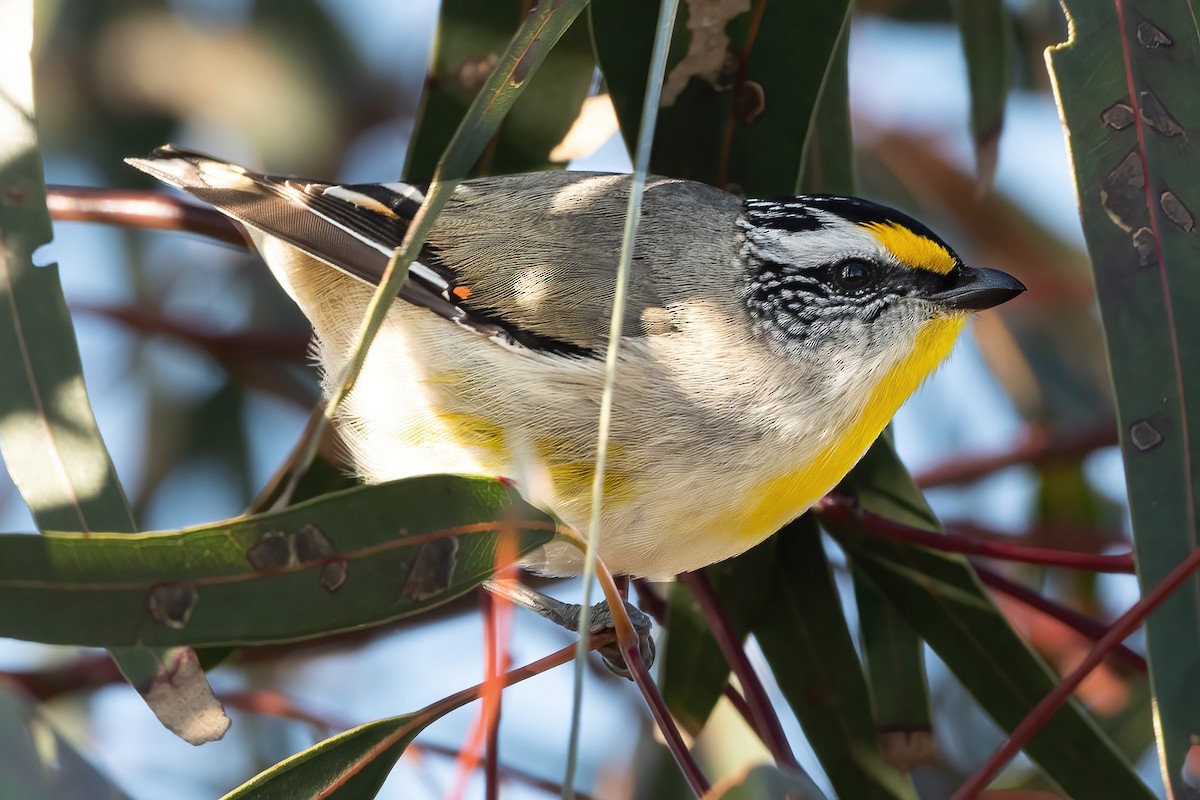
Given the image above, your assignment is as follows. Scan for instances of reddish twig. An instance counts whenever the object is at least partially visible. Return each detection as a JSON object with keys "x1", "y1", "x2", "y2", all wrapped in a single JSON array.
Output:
[
  {"x1": 73, "y1": 303, "x2": 310, "y2": 363},
  {"x1": 315, "y1": 639, "x2": 608, "y2": 799},
  {"x1": 216, "y1": 688, "x2": 591, "y2": 799},
  {"x1": 951, "y1": 547, "x2": 1200, "y2": 799},
  {"x1": 973, "y1": 565, "x2": 1147, "y2": 673},
  {"x1": 47, "y1": 186, "x2": 247, "y2": 247},
  {"x1": 593, "y1": 567, "x2": 708, "y2": 797},
  {"x1": 679, "y1": 571, "x2": 800, "y2": 771},
  {"x1": 816, "y1": 494, "x2": 1134, "y2": 573},
  {"x1": 915, "y1": 422, "x2": 1117, "y2": 489}
]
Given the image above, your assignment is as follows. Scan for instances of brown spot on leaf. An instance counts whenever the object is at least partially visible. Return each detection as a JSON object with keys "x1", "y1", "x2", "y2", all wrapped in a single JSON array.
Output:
[
  {"x1": 1161, "y1": 191, "x2": 1194, "y2": 232},
  {"x1": 295, "y1": 524, "x2": 346, "y2": 593},
  {"x1": 1131, "y1": 227, "x2": 1157, "y2": 267},
  {"x1": 246, "y1": 530, "x2": 294, "y2": 572},
  {"x1": 1139, "y1": 91, "x2": 1184, "y2": 137},
  {"x1": 1100, "y1": 150, "x2": 1146, "y2": 233},
  {"x1": 735, "y1": 80, "x2": 766, "y2": 124},
  {"x1": 401, "y1": 537, "x2": 459, "y2": 601},
  {"x1": 148, "y1": 584, "x2": 199, "y2": 630},
  {"x1": 1129, "y1": 420, "x2": 1164, "y2": 451},
  {"x1": 511, "y1": 39, "x2": 541, "y2": 87},
  {"x1": 246, "y1": 525, "x2": 346, "y2": 592},
  {"x1": 455, "y1": 54, "x2": 499, "y2": 94},
  {"x1": 1137, "y1": 20, "x2": 1173, "y2": 48},
  {"x1": 3, "y1": 186, "x2": 25, "y2": 205},
  {"x1": 1101, "y1": 102, "x2": 1135, "y2": 130}
]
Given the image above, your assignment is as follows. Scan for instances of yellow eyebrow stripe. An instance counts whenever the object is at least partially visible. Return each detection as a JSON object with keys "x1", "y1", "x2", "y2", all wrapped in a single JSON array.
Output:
[{"x1": 862, "y1": 221, "x2": 956, "y2": 274}]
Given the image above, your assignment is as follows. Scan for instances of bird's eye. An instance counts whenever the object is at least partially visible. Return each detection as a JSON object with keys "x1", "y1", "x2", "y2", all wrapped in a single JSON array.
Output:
[{"x1": 834, "y1": 260, "x2": 873, "y2": 292}]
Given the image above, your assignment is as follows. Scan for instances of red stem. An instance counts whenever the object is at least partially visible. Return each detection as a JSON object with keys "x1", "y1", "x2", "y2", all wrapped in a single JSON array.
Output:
[
  {"x1": 915, "y1": 422, "x2": 1117, "y2": 489},
  {"x1": 47, "y1": 186, "x2": 247, "y2": 246},
  {"x1": 816, "y1": 494, "x2": 1134, "y2": 573},
  {"x1": 679, "y1": 571, "x2": 801, "y2": 771},
  {"x1": 974, "y1": 565, "x2": 1147, "y2": 673},
  {"x1": 622, "y1": 638, "x2": 710, "y2": 797},
  {"x1": 951, "y1": 547, "x2": 1200, "y2": 799},
  {"x1": 315, "y1": 639, "x2": 603, "y2": 799},
  {"x1": 632, "y1": 578, "x2": 782, "y2": 752}
]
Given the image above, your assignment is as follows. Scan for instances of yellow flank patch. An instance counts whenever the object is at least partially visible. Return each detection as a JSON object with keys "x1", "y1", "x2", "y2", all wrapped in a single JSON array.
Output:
[
  {"x1": 548, "y1": 461, "x2": 632, "y2": 502},
  {"x1": 437, "y1": 411, "x2": 507, "y2": 455},
  {"x1": 536, "y1": 436, "x2": 632, "y2": 503},
  {"x1": 862, "y1": 221, "x2": 955, "y2": 274},
  {"x1": 723, "y1": 315, "x2": 966, "y2": 541}
]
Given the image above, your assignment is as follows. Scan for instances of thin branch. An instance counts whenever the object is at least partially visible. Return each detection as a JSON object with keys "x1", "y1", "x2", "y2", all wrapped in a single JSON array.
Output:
[
  {"x1": 74, "y1": 303, "x2": 310, "y2": 363},
  {"x1": 47, "y1": 186, "x2": 247, "y2": 246},
  {"x1": 592, "y1": 560, "x2": 709, "y2": 797},
  {"x1": 678, "y1": 571, "x2": 800, "y2": 771},
  {"x1": 215, "y1": 688, "x2": 595, "y2": 799},
  {"x1": 632, "y1": 578, "x2": 780, "y2": 754},
  {"x1": 973, "y1": 565, "x2": 1147, "y2": 673},
  {"x1": 951, "y1": 547, "x2": 1200, "y2": 799},
  {"x1": 915, "y1": 422, "x2": 1117, "y2": 489},
  {"x1": 816, "y1": 494, "x2": 1134, "y2": 573},
  {"x1": 316, "y1": 638, "x2": 609, "y2": 799}
]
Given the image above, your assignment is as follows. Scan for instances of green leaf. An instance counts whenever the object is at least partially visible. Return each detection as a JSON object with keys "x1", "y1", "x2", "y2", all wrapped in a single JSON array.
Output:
[
  {"x1": 845, "y1": 443, "x2": 934, "y2": 763},
  {"x1": 830, "y1": 443, "x2": 1153, "y2": 799},
  {"x1": 591, "y1": 0, "x2": 851, "y2": 197},
  {"x1": 405, "y1": 0, "x2": 595, "y2": 180},
  {"x1": 951, "y1": 0, "x2": 1014, "y2": 187},
  {"x1": 0, "y1": 0, "x2": 226, "y2": 745},
  {"x1": 0, "y1": 475, "x2": 554, "y2": 647},
  {"x1": 221, "y1": 714, "x2": 426, "y2": 799},
  {"x1": 706, "y1": 764, "x2": 827, "y2": 800},
  {"x1": 1046, "y1": 3, "x2": 1200, "y2": 795},
  {"x1": 796, "y1": 3, "x2": 854, "y2": 196},
  {"x1": 754, "y1": 517, "x2": 915, "y2": 800}
]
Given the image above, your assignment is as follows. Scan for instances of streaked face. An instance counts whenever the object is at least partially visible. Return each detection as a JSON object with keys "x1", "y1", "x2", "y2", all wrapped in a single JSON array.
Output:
[{"x1": 736, "y1": 195, "x2": 1022, "y2": 362}]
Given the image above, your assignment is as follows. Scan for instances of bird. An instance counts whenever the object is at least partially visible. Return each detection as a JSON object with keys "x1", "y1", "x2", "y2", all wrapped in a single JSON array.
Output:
[{"x1": 127, "y1": 146, "x2": 1024, "y2": 585}]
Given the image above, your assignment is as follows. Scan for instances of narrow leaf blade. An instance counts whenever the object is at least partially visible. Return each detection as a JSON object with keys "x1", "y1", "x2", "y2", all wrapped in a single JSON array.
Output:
[
  {"x1": 0, "y1": 476, "x2": 555, "y2": 647},
  {"x1": 0, "y1": 0, "x2": 225, "y2": 744},
  {"x1": 1046, "y1": 2, "x2": 1200, "y2": 794}
]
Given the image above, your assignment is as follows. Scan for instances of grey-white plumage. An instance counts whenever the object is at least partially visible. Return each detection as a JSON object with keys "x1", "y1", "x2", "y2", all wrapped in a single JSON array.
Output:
[{"x1": 126, "y1": 146, "x2": 1024, "y2": 578}]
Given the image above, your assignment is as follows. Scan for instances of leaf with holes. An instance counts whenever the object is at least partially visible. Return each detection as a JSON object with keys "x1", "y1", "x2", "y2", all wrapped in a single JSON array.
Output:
[
  {"x1": 591, "y1": 0, "x2": 851, "y2": 197},
  {"x1": 0, "y1": 476, "x2": 555, "y2": 648},
  {"x1": 1047, "y1": 1, "x2": 1200, "y2": 794}
]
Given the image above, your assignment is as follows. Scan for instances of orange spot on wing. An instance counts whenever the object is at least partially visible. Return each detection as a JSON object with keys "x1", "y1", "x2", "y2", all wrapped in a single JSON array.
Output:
[{"x1": 452, "y1": 285, "x2": 473, "y2": 300}]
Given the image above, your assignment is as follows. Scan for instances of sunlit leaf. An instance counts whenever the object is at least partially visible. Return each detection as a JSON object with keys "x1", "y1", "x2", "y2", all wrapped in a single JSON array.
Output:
[
  {"x1": 0, "y1": 0, "x2": 226, "y2": 745},
  {"x1": 1046, "y1": 2, "x2": 1200, "y2": 794},
  {"x1": 0, "y1": 476, "x2": 554, "y2": 647}
]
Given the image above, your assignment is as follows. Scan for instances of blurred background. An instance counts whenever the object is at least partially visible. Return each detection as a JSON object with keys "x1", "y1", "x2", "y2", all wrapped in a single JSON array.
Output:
[{"x1": 2, "y1": 0, "x2": 1145, "y2": 797}]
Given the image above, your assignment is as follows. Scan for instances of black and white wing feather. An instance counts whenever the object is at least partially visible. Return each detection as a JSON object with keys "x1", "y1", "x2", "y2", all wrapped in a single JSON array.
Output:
[{"x1": 125, "y1": 145, "x2": 593, "y2": 356}]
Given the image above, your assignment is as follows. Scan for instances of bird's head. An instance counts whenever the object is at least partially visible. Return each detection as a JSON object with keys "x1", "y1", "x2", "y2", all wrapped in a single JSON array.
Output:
[{"x1": 736, "y1": 195, "x2": 1025, "y2": 374}]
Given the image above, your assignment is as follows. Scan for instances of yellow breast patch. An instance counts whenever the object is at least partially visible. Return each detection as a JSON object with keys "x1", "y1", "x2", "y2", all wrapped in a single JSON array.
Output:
[
  {"x1": 719, "y1": 314, "x2": 966, "y2": 542},
  {"x1": 862, "y1": 221, "x2": 955, "y2": 274}
]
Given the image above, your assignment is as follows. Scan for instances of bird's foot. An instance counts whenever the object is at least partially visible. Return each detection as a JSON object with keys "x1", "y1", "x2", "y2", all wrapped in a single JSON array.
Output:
[{"x1": 483, "y1": 579, "x2": 656, "y2": 678}]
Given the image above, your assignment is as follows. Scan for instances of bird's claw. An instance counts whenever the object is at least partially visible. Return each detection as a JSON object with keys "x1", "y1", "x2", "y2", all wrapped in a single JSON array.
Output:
[{"x1": 586, "y1": 600, "x2": 656, "y2": 678}]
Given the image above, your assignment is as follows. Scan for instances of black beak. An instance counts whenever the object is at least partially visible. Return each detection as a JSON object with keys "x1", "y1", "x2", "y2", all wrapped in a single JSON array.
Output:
[{"x1": 927, "y1": 266, "x2": 1026, "y2": 311}]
